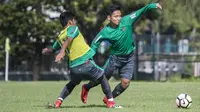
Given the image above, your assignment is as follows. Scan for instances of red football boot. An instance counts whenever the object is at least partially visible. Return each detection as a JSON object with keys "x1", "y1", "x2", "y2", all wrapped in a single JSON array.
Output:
[{"x1": 81, "y1": 84, "x2": 89, "y2": 104}]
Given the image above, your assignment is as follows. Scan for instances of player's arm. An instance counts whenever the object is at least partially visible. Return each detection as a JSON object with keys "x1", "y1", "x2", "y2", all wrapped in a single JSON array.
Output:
[
  {"x1": 55, "y1": 37, "x2": 72, "y2": 63},
  {"x1": 42, "y1": 40, "x2": 61, "y2": 55},
  {"x1": 123, "y1": 3, "x2": 162, "y2": 25},
  {"x1": 55, "y1": 26, "x2": 79, "y2": 63},
  {"x1": 91, "y1": 32, "x2": 108, "y2": 53}
]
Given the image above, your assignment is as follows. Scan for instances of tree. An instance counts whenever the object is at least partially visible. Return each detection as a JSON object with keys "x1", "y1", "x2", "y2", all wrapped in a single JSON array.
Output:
[
  {"x1": 0, "y1": 0, "x2": 61, "y2": 80},
  {"x1": 1, "y1": 0, "x2": 200, "y2": 80}
]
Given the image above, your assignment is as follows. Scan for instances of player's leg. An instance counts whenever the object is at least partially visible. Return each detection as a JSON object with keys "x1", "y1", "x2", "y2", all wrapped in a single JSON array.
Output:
[
  {"x1": 102, "y1": 58, "x2": 115, "y2": 80},
  {"x1": 55, "y1": 73, "x2": 82, "y2": 108},
  {"x1": 83, "y1": 58, "x2": 115, "y2": 91},
  {"x1": 82, "y1": 74, "x2": 115, "y2": 106},
  {"x1": 80, "y1": 60, "x2": 117, "y2": 108},
  {"x1": 112, "y1": 78, "x2": 131, "y2": 98},
  {"x1": 111, "y1": 52, "x2": 135, "y2": 98}
]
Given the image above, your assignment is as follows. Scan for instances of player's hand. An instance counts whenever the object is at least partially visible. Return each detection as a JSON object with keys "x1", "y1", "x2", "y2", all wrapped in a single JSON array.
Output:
[
  {"x1": 55, "y1": 52, "x2": 65, "y2": 63},
  {"x1": 156, "y1": 3, "x2": 162, "y2": 9},
  {"x1": 42, "y1": 48, "x2": 52, "y2": 55}
]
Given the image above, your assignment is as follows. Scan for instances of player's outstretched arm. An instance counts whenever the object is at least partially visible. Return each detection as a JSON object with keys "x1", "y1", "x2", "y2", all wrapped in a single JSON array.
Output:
[
  {"x1": 156, "y1": 3, "x2": 162, "y2": 10},
  {"x1": 122, "y1": 3, "x2": 162, "y2": 25},
  {"x1": 42, "y1": 40, "x2": 61, "y2": 55},
  {"x1": 134, "y1": 3, "x2": 162, "y2": 17},
  {"x1": 42, "y1": 48, "x2": 53, "y2": 54}
]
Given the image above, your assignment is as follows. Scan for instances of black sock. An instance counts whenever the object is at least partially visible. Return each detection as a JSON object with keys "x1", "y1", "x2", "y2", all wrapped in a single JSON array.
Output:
[
  {"x1": 100, "y1": 75, "x2": 113, "y2": 99},
  {"x1": 112, "y1": 83, "x2": 128, "y2": 98},
  {"x1": 59, "y1": 81, "x2": 76, "y2": 100}
]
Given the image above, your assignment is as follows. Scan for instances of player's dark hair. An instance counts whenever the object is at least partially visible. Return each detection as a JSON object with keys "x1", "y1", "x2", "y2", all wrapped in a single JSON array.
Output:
[
  {"x1": 107, "y1": 4, "x2": 121, "y2": 15},
  {"x1": 59, "y1": 10, "x2": 75, "y2": 27}
]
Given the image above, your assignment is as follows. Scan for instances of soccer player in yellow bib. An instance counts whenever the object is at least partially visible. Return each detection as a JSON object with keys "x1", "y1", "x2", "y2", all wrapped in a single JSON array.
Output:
[{"x1": 42, "y1": 11, "x2": 121, "y2": 108}]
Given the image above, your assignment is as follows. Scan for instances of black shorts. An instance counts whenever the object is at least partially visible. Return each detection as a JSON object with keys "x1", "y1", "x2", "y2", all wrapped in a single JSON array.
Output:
[
  {"x1": 104, "y1": 51, "x2": 135, "y2": 80},
  {"x1": 70, "y1": 59, "x2": 104, "y2": 85}
]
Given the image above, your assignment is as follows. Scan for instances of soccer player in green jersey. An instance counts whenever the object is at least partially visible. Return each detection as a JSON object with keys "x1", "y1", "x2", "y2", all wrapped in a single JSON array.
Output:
[
  {"x1": 81, "y1": 3, "x2": 162, "y2": 104},
  {"x1": 42, "y1": 10, "x2": 120, "y2": 108}
]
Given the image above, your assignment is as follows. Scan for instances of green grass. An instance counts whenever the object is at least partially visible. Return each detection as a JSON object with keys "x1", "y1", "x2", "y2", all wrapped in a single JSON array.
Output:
[{"x1": 0, "y1": 81, "x2": 200, "y2": 112}]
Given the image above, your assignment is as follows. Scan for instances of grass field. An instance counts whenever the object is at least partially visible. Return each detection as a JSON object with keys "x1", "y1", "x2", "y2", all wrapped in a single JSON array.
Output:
[{"x1": 0, "y1": 81, "x2": 200, "y2": 112}]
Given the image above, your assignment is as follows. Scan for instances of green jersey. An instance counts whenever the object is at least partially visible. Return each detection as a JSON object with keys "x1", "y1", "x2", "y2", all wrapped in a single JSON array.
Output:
[{"x1": 91, "y1": 3, "x2": 157, "y2": 55}]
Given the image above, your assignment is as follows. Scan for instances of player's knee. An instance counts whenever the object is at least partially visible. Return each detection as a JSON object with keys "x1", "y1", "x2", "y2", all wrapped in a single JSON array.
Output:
[
  {"x1": 93, "y1": 75, "x2": 104, "y2": 85},
  {"x1": 66, "y1": 81, "x2": 77, "y2": 92},
  {"x1": 105, "y1": 74, "x2": 112, "y2": 80},
  {"x1": 121, "y1": 79, "x2": 130, "y2": 89},
  {"x1": 70, "y1": 80, "x2": 81, "y2": 86}
]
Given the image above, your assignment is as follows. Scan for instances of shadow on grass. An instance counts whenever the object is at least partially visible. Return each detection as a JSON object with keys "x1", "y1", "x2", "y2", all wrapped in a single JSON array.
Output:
[
  {"x1": 36, "y1": 102, "x2": 133, "y2": 109},
  {"x1": 60, "y1": 104, "x2": 106, "y2": 108},
  {"x1": 36, "y1": 103, "x2": 107, "y2": 109}
]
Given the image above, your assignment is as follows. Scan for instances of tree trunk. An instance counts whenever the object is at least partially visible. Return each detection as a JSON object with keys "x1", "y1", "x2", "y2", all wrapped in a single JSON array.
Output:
[
  {"x1": 33, "y1": 59, "x2": 40, "y2": 81},
  {"x1": 32, "y1": 42, "x2": 43, "y2": 81}
]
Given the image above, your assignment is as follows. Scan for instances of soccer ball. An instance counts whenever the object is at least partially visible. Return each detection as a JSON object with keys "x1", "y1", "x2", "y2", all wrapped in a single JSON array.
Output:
[{"x1": 176, "y1": 93, "x2": 192, "y2": 108}]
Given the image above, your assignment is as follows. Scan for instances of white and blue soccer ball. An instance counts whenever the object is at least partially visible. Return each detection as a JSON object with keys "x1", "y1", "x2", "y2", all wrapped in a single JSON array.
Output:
[{"x1": 176, "y1": 93, "x2": 192, "y2": 108}]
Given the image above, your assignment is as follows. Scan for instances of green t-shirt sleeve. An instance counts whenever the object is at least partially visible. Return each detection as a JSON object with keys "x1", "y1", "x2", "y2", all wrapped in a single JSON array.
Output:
[
  {"x1": 66, "y1": 26, "x2": 79, "y2": 39},
  {"x1": 52, "y1": 40, "x2": 61, "y2": 51},
  {"x1": 122, "y1": 3, "x2": 157, "y2": 25},
  {"x1": 91, "y1": 32, "x2": 106, "y2": 53}
]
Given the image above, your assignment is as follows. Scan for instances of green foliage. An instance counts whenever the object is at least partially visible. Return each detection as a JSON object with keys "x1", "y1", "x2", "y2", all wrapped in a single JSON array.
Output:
[
  {"x1": 1, "y1": 0, "x2": 200, "y2": 71},
  {"x1": 0, "y1": 0, "x2": 61, "y2": 68}
]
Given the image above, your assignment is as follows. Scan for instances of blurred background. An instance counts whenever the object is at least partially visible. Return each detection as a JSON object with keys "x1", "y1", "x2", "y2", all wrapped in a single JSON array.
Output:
[{"x1": 1, "y1": 0, "x2": 200, "y2": 81}]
